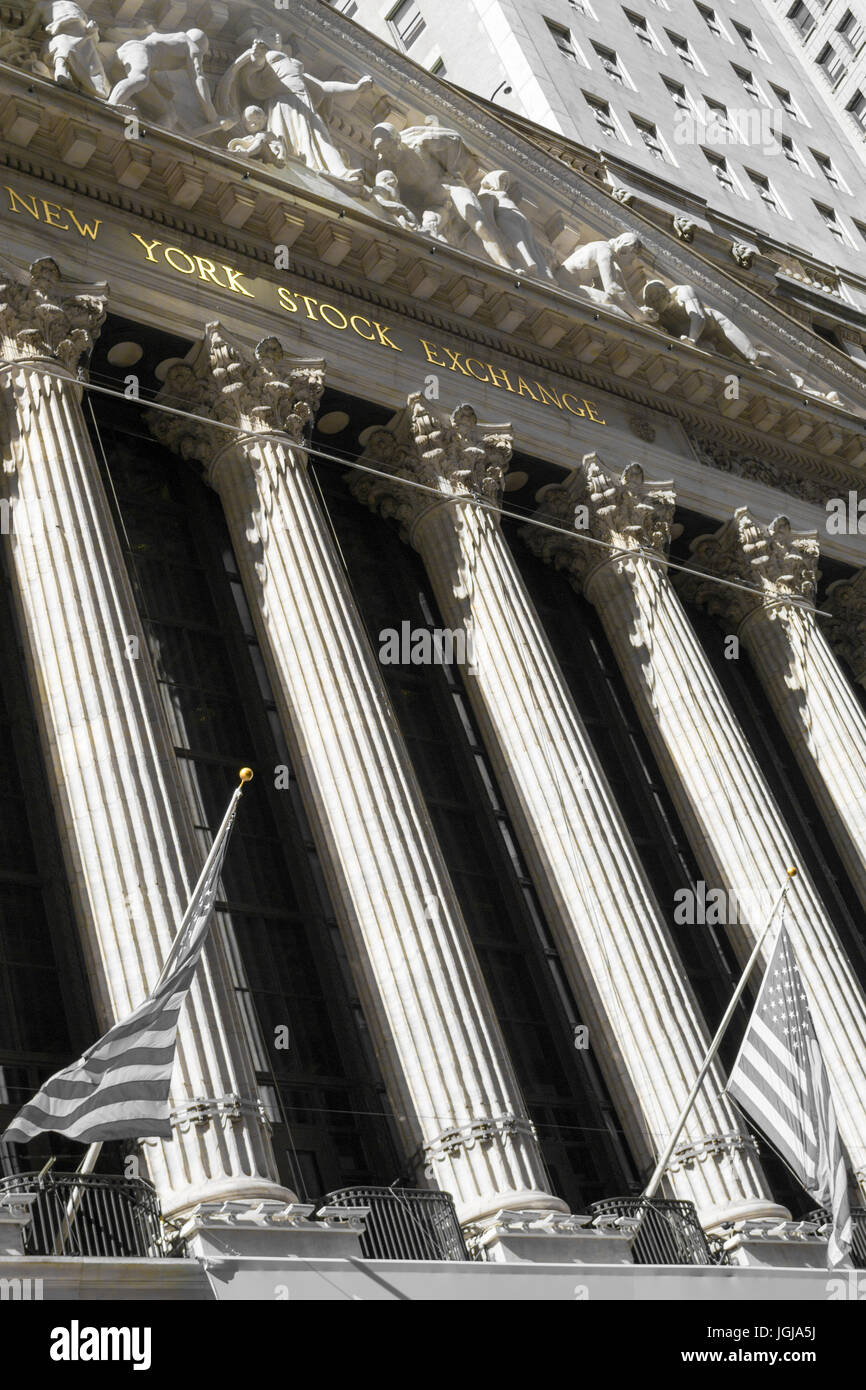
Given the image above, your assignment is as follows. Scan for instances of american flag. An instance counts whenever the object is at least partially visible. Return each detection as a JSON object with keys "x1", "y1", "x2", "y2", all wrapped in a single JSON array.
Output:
[
  {"x1": 727, "y1": 924, "x2": 853, "y2": 1268},
  {"x1": 3, "y1": 783, "x2": 243, "y2": 1146}
]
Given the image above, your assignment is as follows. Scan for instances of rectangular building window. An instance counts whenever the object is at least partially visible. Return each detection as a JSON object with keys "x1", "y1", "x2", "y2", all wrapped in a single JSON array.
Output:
[
  {"x1": 593, "y1": 42, "x2": 628, "y2": 84},
  {"x1": 837, "y1": 10, "x2": 865, "y2": 53},
  {"x1": 547, "y1": 18, "x2": 579, "y2": 62},
  {"x1": 770, "y1": 83, "x2": 802, "y2": 120},
  {"x1": 787, "y1": 3, "x2": 816, "y2": 40},
  {"x1": 815, "y1": 201, "x2": 851, "y2": 243},
  {"x1": 666, "y1": 31, "x2": 697, "y2": 68},
  {"x1": 812, "y1": 149, "x2": 846, "y2": 190},
  {"x1": 747, "y1": 169, "x2": 787, "y2": 214},
  {"x1": 817, "y1": 44, "x2": 847, "y2": 84},
  {"x1": 780, "y1": 134, "x2": 805, "y2": 168},
  {"x1": 695, "y1": 3, "x2": 723, "y2": 38},
  {"x1": 387, "y1": 0, "x2": 426, "y2": 51},
  {"x1": 632, "y1": 115, "x2": 669, "y2": 159},
  {"x1": 584, "y1": 92, "x2": 622, "y2": 139},
  {"x1": 732, "y1": 64, "x2": 766, "y2": 104},
  {"x1": 733, "y1": 22, "x2": 763, "y2": 59},
  {"x1": 704, "y1": 149, "x2": 741, "y2": 193},
  {"x1": 663, "y1": 76, "x2": 691, "y2": 111},
  {"x1": 703, "y1": 95, "x2": 730, "y2": 135},
  {"x1": 848, "y1": 89, "x2": 866, "y2": 131},
  {"x1": 625, "y1": 10, "x2": 657, "y2": 47}
]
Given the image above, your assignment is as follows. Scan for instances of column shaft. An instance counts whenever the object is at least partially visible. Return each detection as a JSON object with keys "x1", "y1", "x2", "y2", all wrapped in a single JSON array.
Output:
[
  {"x1": 531, "y1": 456, "x2": 866, "y2": 1196},
  {"x1": 688, "y1": 511, "x2": 866, "y2": 916},
  {"x1": 351, "y1": 397, "x2": 781, "y2": 1225},
  {"x1": 154, "y1": 326, "x2": 561, "y2": 1225},
  {"x1": 0, "y1": 262, "x2": 288, "y2": 1217}
]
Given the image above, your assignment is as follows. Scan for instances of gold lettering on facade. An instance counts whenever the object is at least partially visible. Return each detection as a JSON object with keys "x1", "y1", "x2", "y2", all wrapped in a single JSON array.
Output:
[
  {"x1": 164, "y1": 247, "x2": 197, "y2": 275},
  {"x1": 1, "y1": 181, "x2": 606, "y2": 428},
  {"x1": 4, "y1": 186, "x2": 101, "y2": 240},
  {"x1": 319, "y1": 304, "x2": 348, "y2": 331}
]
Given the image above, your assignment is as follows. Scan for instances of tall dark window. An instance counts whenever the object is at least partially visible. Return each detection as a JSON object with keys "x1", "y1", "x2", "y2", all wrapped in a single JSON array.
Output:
[
  {"x1": 511, "y1": 524, "x2": 748, "y2": 1037},
  {"x1": 0, "y1": 551, "x2": 95, "y2": 1173},
  {"x1": 310, "y1": 403, "x2": 637, "y2": 1209},
  {"x1": 85, "y1": 329, "x2": 402, "y2": 1199}
]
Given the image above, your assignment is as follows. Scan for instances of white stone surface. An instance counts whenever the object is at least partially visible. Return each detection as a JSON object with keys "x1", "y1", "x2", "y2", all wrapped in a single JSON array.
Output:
[{"x1": 152, "y1": 323, "x2": 563, "y2": 1227}]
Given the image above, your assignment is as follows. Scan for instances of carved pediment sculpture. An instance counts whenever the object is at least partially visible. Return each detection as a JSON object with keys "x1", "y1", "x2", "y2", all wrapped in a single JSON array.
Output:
[
  {"x1": 641, "y1": 278, "x2": 775, "y2": 367},
  {"x1": 371, "y1": 119, "x2": 518, "y2": 269},
  {"x1": 476, "y1": 171, "x2": 554, "y2": 281},
  {"x1": 104, "y1": 25, "x2": 228, "y2": 136},
  {"x1": 216, "y1": 32, "x2": 372, "y2": 190},
  {"x1": 2, "y1": 1, "x2": 109, "y2": 96},
  {"x1": 558, "y1": 233, "x2": 656, "y2": 323}
]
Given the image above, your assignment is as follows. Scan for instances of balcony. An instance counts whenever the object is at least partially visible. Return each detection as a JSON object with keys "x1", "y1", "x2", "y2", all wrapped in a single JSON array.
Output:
[
  {"x1": 805, "y1": 1208, "x2": 866, "y2": 1268},
  {"x1": 322, "y1": 1186, "x2": 470, "y2": 1261},
  {"x1": 589, "y1": 1197, "x2": 719, "y2": 1265},
  {"x1": 0, "y1": 1171, "x2": 168, "y2": 1259}
]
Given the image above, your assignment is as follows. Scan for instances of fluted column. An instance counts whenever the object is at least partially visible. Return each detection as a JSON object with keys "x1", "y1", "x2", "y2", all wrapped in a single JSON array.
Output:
[
  {"x1": 0, "y1": 260, "x2": 290, "y2": 1218},
  {"x1": 348, "y1": 394, "x2": 782, "y2": 1226},
  {"x1": 684, "y1": 510, "x2": 866, "y2": 917},
  {"x1": 527, "y1": 454, "x2": 866, "y2": 1198},
  {"x1": 152, "y1": 324, "x2": 561, "y2": 1226},
  {"x1": 825, "y1": 569, "x2": 866, "y2": 688}
]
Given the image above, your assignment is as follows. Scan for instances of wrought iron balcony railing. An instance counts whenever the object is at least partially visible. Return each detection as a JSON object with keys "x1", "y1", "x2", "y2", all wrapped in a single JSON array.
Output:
[
  {"x1": 805, "y1": 1207, "x2": 866, "y2": 1269},
  {"x1": 589, "y1": 1197, "x2": 717, "y2": 1266},
  {"x1": 0, "y1": 1171, "x2": 167, "y2": 1259},
  {"x1": 322, "y1": 1185, "x2": 470, "y2": 1261}
]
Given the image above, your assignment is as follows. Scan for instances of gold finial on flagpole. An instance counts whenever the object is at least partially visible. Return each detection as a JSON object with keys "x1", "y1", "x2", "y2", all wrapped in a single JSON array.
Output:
[
  {"x1": 239, "y1": 768, "x2": 254, "y2": 783},
  {"x1": 787, "y1": 867, "x2": 797, "y2": 878}
]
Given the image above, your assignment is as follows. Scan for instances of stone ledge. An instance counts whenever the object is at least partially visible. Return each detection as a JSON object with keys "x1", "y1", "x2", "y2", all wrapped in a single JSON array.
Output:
[{"x1": 466, "y1": 1208, "x2": 636, "y2": 1265}]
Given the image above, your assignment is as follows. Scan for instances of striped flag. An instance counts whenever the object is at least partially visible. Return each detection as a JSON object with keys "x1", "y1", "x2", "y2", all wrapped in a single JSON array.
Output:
[
  {"x1": 726, "y1": 925, "x2": 853, "y2": 1268},
  {"x1": 3, "y1": 782, "x2": 244, "y2": 1146}
]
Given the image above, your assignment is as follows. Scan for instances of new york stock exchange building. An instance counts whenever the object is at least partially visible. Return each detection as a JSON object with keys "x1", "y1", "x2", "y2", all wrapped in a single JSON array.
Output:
[{"x1": 0, "y1": 0, "x2": 865, "y2": 1305}]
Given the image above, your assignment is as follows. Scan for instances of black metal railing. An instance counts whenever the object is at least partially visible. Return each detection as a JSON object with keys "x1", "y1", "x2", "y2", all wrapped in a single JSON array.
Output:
[
  {"x1": 590, "y1": 1197, "x2": 716, "y2": 1266},
  {"x1": 322, "y1": 1186, "x2": 470, "y2": 1261},
  {"x1": 805, "y1": 1207, "x2": 866, "y2": 1269},
  {"x1": 0, "y1": 1171, "x2": 166, "y2": 1259}
]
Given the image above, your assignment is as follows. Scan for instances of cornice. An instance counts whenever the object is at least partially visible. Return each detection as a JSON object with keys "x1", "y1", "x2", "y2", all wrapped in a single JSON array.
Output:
[{"x1": 2, "y1": 4, "x2": 866, "y2": 482}]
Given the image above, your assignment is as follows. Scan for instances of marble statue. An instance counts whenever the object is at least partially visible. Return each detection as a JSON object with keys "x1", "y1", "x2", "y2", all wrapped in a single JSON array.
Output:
[
  {"x1": 371, "y1": 121, "x2": 514, "y2": 269},
  {"x1": 217, "y1": 37, "x2": 372, "y2": 188},
  {"x1": 8, "y1": 1, "x2": 109, "y2": 97},
  {"x1": 559, "y1": 232, "x2": 651, "y2": 319},
  {"x1": 477, "y1": 170, "x2": 553, "y2": 279},
  {"x1": 228, "y1": 105, "x2": 288, "y2": 167},
  {"x1": 106, "y1": 27, "x2": 225, "y2": 134},
  {"x1": 373, "y1": 170, "x2": 420, "y2": 230},
  {"x1": 642, "y1": 279, "x2": 774, "y2": 366}
]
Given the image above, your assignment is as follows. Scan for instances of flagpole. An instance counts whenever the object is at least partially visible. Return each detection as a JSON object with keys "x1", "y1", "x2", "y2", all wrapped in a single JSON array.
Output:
[
  {"x1": 643, "y1": 867, "x2": 797, "y2": 1201},
  {"x1": 52, "y1": 1140, "x2": 103, "y2": 1256},
  {"x1": 156, "y1": 768, "x2": 252, "y2": 989},
  {"x1": 53, "y1": 769, "x2": 254, "y2": 1254}
]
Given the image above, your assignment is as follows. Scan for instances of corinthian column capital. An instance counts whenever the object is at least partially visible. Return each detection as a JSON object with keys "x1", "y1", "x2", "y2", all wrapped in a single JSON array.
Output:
[
  {"x1": 523, "y1": 453, "x2": 675, "y2": 586},
  {"x1": 824, "y1": 569, "x2": 866, "y2": 686},
  {"x1": 682, "y1": 509, "x2": 819, "y2": 630},
  {"x1": 0, "y1": 257, "x2": 106, "y2": 373},
  {"x1": 152, "y1": 321, "x2": 325, "y2": 471},
  {"x1": 350, "y1": 393, "x2": 512, "y2": 541}
]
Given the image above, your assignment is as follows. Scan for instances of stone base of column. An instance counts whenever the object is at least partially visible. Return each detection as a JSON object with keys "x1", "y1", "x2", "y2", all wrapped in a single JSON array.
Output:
[
  {"x1": 180, "y1": 1201, "x2": 369, "y2": 1273},
  {"x1": 700, "y1": 1199, "x2": 792, "y2": 1232},
  {"x1": 717, "y1": 1219, "x2": 832, "y2": 1269},
  {"x1": 467, "y1": 1209, "x2": 634, "y2": 1265},
  {"x1": 455, "y1": 1189, "x2": 570, "y2": 1227},
  {"x1": 0, "y1": 1193, "x2": 37, "y2": 1257},
  {"x1": 161, "y1": 1177, "x2": 298, "y2": 1222}
]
